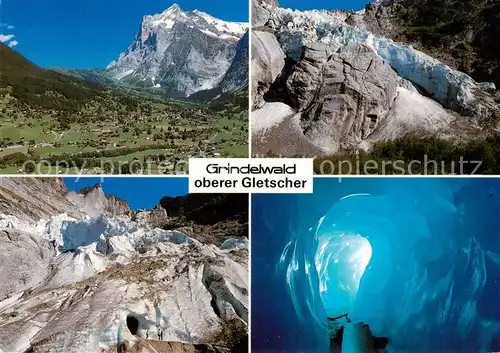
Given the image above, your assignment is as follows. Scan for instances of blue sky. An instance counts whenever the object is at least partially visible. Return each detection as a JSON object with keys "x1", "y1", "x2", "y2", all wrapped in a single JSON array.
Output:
[
  {"x1": 0, "y1": 0, "x2": 248, "y2": 69},
  {"x1": 279, "y1": 0, "x2": 369, "y2": 11},
  {"x1": 64, "y1": 177, "x2": 189, "y2": 210}
]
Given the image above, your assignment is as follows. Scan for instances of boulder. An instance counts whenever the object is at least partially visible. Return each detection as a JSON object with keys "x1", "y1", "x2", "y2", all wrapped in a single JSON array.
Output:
[
  {"x1": 251, "y1": 30, "x2": 286, "y2": 109},
  {"x1": 286, "y1": 43, "x2": 398, "y2": 152}
]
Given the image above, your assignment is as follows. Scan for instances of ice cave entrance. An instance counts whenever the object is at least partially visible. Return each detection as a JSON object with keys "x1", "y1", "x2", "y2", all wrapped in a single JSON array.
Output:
[{"x1": 315, "y1": 233, "x2": 372, "y2": 318}]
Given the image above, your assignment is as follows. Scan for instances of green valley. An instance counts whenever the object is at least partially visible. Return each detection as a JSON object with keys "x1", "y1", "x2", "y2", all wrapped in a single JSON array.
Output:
[{"x1": 0, "y1": 43, "x2": 248, "y2": 175}]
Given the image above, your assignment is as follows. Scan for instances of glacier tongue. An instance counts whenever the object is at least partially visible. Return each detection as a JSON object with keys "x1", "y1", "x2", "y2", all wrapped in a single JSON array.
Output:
[
  {"x1": 0, "y1": 210, "x2": 248, "y2": 353},
  {"x1": 15, "y1": 213, "x2": 195, "y2": 252},
  {"x1": 266, "y1": 5, "x2": 497, "y2": 120}
]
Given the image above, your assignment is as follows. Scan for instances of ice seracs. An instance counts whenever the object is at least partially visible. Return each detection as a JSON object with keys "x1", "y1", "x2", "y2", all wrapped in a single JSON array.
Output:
[{"x1": 266, "y1": 5, "x2": 498, "y2": 120}]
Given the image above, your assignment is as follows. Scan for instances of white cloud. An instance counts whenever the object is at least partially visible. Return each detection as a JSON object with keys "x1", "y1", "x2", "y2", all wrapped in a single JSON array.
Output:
[
  {"x1": 0, "y1": 34, "x2": 14, "y2": 42},
  {"x1": 8, "y1": 40, "x2": 18, "y2": 47},
  {"x1": 0, "y1": 23, "x2": 14, "y2": 29}
]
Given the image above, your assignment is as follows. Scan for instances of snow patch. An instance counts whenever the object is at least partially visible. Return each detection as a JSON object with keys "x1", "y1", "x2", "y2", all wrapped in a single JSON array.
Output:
[
  {"x1": 359, "y1": 87, "x2": 456, "y2": 150},
  {"x1": 251, "y1": 102, "x2": 296, "y2": 134},
  {"x1": 115, "y1": 69, "x2": 134, "y2": 81},
  {"x1": 193, "y1": 10, "x2": 247, "y2": 37}
]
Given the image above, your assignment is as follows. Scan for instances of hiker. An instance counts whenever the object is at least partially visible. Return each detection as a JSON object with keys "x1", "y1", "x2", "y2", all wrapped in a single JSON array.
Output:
[{"x1": 158, "y1": 327, "x2": 163, "y2": 340}]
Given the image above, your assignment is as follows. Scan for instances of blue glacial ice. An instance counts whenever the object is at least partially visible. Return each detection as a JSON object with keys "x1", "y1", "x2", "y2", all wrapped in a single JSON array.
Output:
[
  {"x1": 54, "y1": 215, "x2": 191, "y2": 252},
  {"x1": 251, "y1": 179, "x2": 500, "y2": 352}
]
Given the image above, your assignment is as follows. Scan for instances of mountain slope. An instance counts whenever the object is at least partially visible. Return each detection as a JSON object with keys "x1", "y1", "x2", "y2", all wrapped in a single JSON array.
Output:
[
  {"x1": 53, "y1": 67, "x2": 118, "y2": 87},
  {"x1": 188, "y1": 31, "x2": 249, "y2": 104},
  {"x1": 107, "y1": 4, "x2": 248, "y2": 98},
  {"x1": 219, "y1": 31, "x2": 250, "y2": 93},
  {"x1": 0, "y1": 43, "x2": 106, "y2": 112},
  {"x1": 157, "y1": 194, "x2": 248, "y2": 246}
]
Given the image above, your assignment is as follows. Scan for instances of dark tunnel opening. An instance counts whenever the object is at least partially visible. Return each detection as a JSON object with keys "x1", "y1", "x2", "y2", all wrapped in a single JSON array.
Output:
[{"x1": 126, "y1": 315, "x2": 139, "y2": 335}]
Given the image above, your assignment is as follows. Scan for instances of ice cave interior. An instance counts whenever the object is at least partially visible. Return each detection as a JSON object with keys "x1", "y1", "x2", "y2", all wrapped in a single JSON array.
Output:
[{"x1": 252, "y1": 179, "x2": 500, "y2": 352}]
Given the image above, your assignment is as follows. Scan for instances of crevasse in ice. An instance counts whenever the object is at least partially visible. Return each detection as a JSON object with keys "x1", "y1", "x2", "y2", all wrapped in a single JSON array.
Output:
[{"x1": 252, "y1": 179, "x2": 500, "y2": 352}]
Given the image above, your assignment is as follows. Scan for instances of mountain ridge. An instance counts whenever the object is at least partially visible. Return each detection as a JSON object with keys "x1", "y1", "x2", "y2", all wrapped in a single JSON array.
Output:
[
  {"x1": 49, "y1": 4, "x2": 249, "y2": 102},
  {"x1": 106, "y1": 4, "x2": 249, "y2": 98},
  {"x1": 0, "y1": 43, "x2": 108, "y2": 112}
]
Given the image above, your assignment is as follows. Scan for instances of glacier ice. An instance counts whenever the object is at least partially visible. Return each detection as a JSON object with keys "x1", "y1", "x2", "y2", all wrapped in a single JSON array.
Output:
[
  {"x1": 252, "y1": 179, "x2": 500, "y2": 352},
  {"x1": 266, "y1": 6, "x2": 495, "y2": 115},
  {"x1": 315, "y1": 232, "x2": 372, "y2": 318},
  {"x1": 23, "y1": 214, "x2": 193, "y2": 252},
  {"x1": 0, "y1": 209, "x2": 249, "y2": 352},
  {"x1": 221, "y1": 237, "x2": 250, "y2": 251}
]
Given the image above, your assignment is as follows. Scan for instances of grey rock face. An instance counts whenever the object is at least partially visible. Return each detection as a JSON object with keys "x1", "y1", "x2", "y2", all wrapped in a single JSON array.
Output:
[
  {"x1": 251, "y1": 30, "x2": 286, "y2": 109},
  {"x1": 0, "y1": 178, "x2": 130, "y2": 224},
  {"x1": 105, "y1": 195, "x2": 131, "y2": 216},
  {"x1": 218, "y1": 31, "x2": 249, "y2": 93},
  {"x1": 107, "y1": 4, "x2": 247, "y2": 97},
  {"x1": 0, "y1": 178, "x2": 84, "y2": 223},
  {"x1": 66, "y1": 184, "x2": 130, "y2": 217},
  {"x1": 286, "y1": 43, "x2": 398, "y2": 152},
  {"x1": 252, "y1": 0, "x2": 277, "y2": 28},
  {"x1": 0, "y1": 229, "x2": 55, "y2": 301},
  {"x1": 133, "y1": 207, "x2": 169, "y2": 229}
]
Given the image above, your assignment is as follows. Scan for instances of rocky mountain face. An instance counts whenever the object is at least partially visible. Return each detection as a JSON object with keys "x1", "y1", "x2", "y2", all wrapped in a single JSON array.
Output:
[
  {"x1": 218, "y1": 31, "x2": 250, "y2": 94},
  {"x1": 107, "y1": 4, "x2": 248, "y2": 98},
  {"x1": 0, "y1": 178, "x2": 127, "y2": 223},
  {"x1": 155, "y1": 194, "x2": 248, "y2": 247},
  {"x1": 251, "y1": 0, "x2": 500, "y2": 157},
  {"x1": 0, "y1": 178, "x2": 248, "y2": 353}
]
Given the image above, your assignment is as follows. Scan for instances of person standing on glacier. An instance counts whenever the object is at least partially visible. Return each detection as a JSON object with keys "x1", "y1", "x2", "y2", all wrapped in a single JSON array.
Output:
[{"x1": 154, "y1": 299, "x2": 164, "y2": 340}]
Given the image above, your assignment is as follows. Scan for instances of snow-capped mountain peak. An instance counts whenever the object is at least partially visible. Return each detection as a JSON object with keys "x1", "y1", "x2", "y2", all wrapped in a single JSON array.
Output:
[
  {"x1": 145, "y1": 4, "x2": 190, "y2": 29},
  {"x1": 191, "y1": 10, "x2": 247, "y2": 39},
  {"x1": 164, "y1": 3, "x2": 181, "y2": 12},
  {"x1": 106, "y1": 5, "x2": 248, "y2": 97}
]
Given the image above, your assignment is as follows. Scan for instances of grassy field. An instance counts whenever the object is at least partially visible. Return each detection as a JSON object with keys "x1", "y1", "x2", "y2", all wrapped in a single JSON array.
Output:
[{"x1": 0, "y1": 92, "x2": 248, "y2": 174}]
